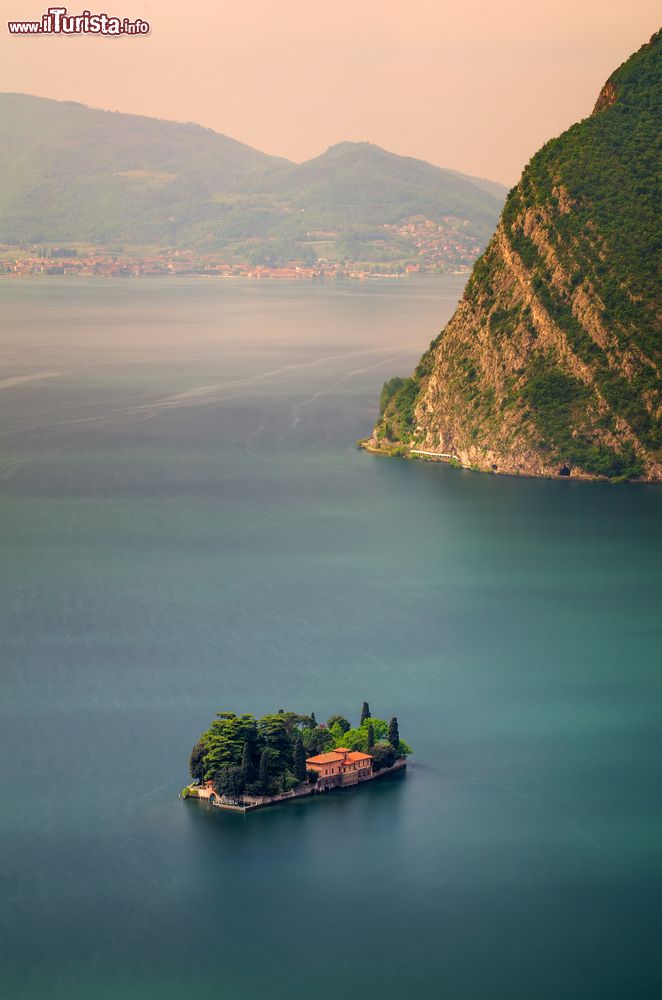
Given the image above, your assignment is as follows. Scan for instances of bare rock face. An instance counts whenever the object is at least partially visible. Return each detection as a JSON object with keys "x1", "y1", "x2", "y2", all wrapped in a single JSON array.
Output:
[
  {"x1": 368, "y1": 30, "x2": 661, "y2": 482},
  {"x1": 593, "y1": 80, "x2": 619, "y2": 115}
]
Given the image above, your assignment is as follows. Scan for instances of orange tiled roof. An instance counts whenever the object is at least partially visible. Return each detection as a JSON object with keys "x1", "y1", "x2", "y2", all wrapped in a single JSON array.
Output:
[
  {"x1": 306, "y1": 750, "x2": 373, "y2": 766},
  {"x1": 306, "y1": 752, "x2": 344, "y2": 765}
]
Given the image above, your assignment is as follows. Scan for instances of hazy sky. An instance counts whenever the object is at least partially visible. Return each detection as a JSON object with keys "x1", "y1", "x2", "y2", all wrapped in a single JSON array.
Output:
[{"x1": 2, "y1": 0, "x2": 659, "y2": 184}]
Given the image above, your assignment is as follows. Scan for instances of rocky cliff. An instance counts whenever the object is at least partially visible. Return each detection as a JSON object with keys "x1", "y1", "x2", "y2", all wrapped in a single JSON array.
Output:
[{"x1": 366, "y1": 31, "x2": 661, "y2": 481}]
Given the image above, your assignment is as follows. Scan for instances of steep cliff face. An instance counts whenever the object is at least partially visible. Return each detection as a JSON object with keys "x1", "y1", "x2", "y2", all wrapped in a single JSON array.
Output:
[{"x1": 367, "y1": 31, "x2": 661, "y2": 481}]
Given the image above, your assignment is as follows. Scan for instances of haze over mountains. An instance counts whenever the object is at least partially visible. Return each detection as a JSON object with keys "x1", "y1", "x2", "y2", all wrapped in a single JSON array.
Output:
[
  {"x1": 370, "y1": 30, "x2": 661, "y2": 482},
  {"x1": 0, "y1": 94, "x2": 507, "y2": 264}
]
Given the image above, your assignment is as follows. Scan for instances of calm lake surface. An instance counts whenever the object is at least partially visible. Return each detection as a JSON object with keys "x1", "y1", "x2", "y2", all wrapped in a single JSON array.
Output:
[{"x1": 1, "y1": 276, "x2": 661, "y2": 1000}]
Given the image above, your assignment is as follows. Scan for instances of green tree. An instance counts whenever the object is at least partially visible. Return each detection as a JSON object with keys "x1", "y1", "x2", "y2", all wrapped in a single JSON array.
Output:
[
  {"x1": 258, "y1": 714, "x2": 292, "y2": 772},
  {"x1": 282, "y1": 770, "x2": 301, "y2": 792},
  {"x1": 213, "y1": 765, "x2": 245, "y2": 802},
  {"x1": 329, "y1": 722, "x2": 348, "y2": 744},
  {"x1": 367, "y1": 723, "x2": 375, "y2": 751},
  {"x1": 340, "y1": 727, "x2": 367, "y2": 751},
  {"x1": 203, "y1": 712, "x2": 257, "y2": 778},
  {"x1": 225, "y1": 767, "x2": 245, "y2": 802},
  {"x1": 189, "y1": 740, "x2": 207, "y2": 783},
  {"x1": 370, "y1": 743, "x2": 397, "y2": 771},
  {"x1": 277, "y1": 711, "x2": 313, "y2": 737},
  {"x1": 360, "y1": 701, "x2": 371, "y2": 724},
  {"x1": 240, "y1": 741, "x2": 256, "y2": 786},
  {"x1": 361, "y1": 717, "x2": 388, "y2": 740},
  {"x1": 326, "y1": 714, "x2": 350, "y2": 733},
  {"x1": 293, "y1": 734, "x2": 307, "y2": 783},
  {"x1": 302, "y1": 726, "x2": 334, "y2": 756},
  {"x1": 258, "y1": 748, "x2": 270, "y2": 795},
  {"x1": 340, "y1": 718, "x2": 388, "y2": 751},
  {"x1": 388, "y1": 717, "x2": 400, "y2": 752}
]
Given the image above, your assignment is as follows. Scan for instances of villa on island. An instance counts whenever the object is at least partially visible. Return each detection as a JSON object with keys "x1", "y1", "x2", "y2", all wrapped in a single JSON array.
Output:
[
  {"x1": 305, "y1": 747, "x2": 373, "y2": 788},
  {"x1": 193, "y1": 746, "x2": 376, "y2": 808},
  {"x1": 183, "y1": 703, "x2": 410, "y2": 812}
]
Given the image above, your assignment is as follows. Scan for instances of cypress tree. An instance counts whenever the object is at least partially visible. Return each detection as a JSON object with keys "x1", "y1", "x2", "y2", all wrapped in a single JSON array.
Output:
[
  {"x1": 258, "y1": 748, "x2": 270, "y2": 794},
  {"x1": 388, "y1": 717, "x2": 400, "y2": 752},
  {"x1": 366, "y1": 723, "x2": 375, "y2": 751},
  {"x1": 293, "y1": 734, "x2": 307, "y2": 783},
  {"x1": 360, "y1": 701, "x2": 371, "y2": 724},
  {"x1": 240, "y1": 740, "x2": 255, "y2": 786}
]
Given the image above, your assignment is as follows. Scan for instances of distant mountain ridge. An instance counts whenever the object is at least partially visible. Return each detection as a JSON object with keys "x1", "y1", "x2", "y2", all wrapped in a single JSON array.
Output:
[
  {"x1": 368, "y1": 31, "x2": 661, "y2": 481},
  {"x1": 0, "y1": 94, "x2": 506, "y2": 260},
  {"x1": 244, "y1": 142, "x2": 505, "y2": 232}
]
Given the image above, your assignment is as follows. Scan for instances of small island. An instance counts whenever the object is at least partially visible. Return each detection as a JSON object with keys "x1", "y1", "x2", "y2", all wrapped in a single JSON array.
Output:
[{"x1": 183, "y1": 702, "x2": 411, "y2": 812}]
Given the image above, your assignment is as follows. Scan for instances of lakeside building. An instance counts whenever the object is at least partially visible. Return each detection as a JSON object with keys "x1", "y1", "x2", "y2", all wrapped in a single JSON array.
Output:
[
  {"x1": 306, "y1": 746, "x2": 373, "y2": 788},
  {"x1": 186, "y1": 745, "x2": 405, "y2": 813}
]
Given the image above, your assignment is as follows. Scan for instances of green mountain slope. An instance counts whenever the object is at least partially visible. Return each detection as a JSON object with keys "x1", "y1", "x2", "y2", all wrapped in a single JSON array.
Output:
[
  {"x1": 242, "y1": 141, "x2": 505, "y2": 237},
  {"x1": 0, "y1": 95, "x2": 505, "y2": 255},
  {"x1": 0, "y1": 94, "x2": 284, "y2": 244},
  {"x1": 368, "y1": 30, "x2": 661, "y2": 482}
]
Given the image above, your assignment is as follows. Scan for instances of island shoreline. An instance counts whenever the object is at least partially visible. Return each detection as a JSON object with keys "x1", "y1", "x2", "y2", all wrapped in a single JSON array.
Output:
[{"x1": 183, "y1": 757, "x2": 408, "y2": 814}]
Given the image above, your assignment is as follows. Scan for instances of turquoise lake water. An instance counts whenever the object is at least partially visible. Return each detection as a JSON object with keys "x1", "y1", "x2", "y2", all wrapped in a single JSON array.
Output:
[{"x1": 1, "y1": 276, "x2": 661, "y2": 999}]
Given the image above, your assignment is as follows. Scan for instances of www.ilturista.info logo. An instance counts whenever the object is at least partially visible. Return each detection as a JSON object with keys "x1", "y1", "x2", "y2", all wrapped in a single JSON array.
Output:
[{"x1": 8, "y1": 7, "x2": 150, "y2": 34}]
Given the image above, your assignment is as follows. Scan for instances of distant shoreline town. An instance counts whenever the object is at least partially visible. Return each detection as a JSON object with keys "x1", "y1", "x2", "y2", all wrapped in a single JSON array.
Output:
[
  {"x1": 0, "y1": 248, "x2": 472, "y2": 281},
  {"x1": 0, "y1": 218, "x2": 482, "y2": 281}
]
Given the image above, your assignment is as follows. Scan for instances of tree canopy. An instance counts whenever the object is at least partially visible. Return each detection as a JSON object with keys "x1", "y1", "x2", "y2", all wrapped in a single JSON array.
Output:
[{"x1": 189, "y1": 702, "x2": 412, "y2": 801}]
